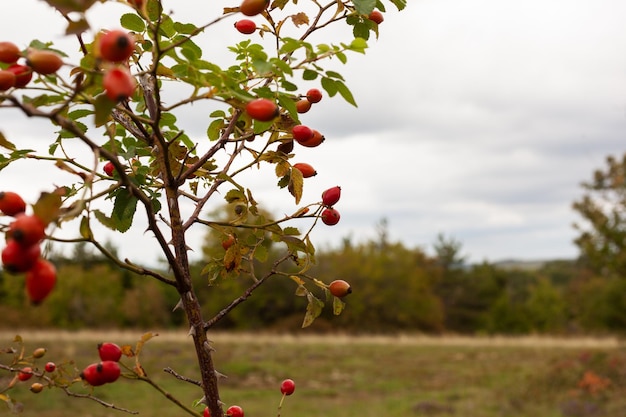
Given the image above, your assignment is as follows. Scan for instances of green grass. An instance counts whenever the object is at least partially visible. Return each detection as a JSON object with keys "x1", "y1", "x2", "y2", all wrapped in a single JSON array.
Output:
[{"x1": 2, "y1": 331, "x2": 626, "y2": 417}]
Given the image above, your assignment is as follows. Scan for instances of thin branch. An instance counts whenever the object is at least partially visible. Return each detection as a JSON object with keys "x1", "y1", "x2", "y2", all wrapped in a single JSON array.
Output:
[{"x1": 204, "y1": 253, "x2": 291, "y2": 329}]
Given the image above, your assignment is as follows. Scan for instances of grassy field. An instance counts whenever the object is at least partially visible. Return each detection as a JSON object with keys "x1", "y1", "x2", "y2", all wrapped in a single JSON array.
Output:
[{"x1": 2, "y1": 331, "x2": 626, "y2": 417}]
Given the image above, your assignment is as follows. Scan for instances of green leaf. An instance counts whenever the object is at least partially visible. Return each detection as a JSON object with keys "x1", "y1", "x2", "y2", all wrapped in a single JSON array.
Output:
[
  {"x1": 336, "y1": 80, "x2": 357, "y2": 107},
  {"x1": 111, "y1": 189, "x2": 138, "y2": 233},
  {"x1": 302, "y1": 293, "x2": 324, "y2": 328},
  {"x1": 254, "y1": 244, "x2": 268, "y2": 262},
  {"x1": 224, "y1": 188, "x2": 246, "y2": 204},
  {"x1": 207, "y1": 118, "x2": 224, "y2": 141},
  {"x1": 321, "y1": 77, "x2": 338, "y2": 97},
  {"x1": 333, "y1": 296, "x2": 346, "y2": 315},
  {"x1": 302, "y1": 69, "x2": 318, "y2": 80},
  {"x1": 389, "y1": 0, "x2": 407, "y2": 11},
  {"x1": 174, "y1": 22, "x2": 198, "y2": 34},
  {"x1": 284, "y1": 227, "x2": 301, "y2": 236},
  {"x1": 94, "y1": 94, "x2": 115, "y2": 127},
  {"x1": 0, "y1": 131, "x2": 16, "y2": 151},
  {"x1": 353, "y1": 0, "x2": 377, "y2": 14},
  {"x1": 350, "y1": 37, "x2": 368, "y2": 53},
  {"x1": 121, "y1": 13, "x2": 146, "y2": 32}
]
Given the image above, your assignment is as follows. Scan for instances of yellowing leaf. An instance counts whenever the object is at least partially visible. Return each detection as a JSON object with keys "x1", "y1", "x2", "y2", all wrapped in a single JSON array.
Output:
[
  {"x1": 291, "y1": 12, "x2": 309, "y2": 27},
  {"x1": 302, "y1": 293, "x2": 324, "y2": 328},
  {"x1": 288, "y1": 167, "x2": 303, "y2": 204},
  {"x1": 33, "y1": 192, "x2": 63, "y2": 226},
  {"x1": 0, "y1": 131, "x2": 16, "y2": 151}
]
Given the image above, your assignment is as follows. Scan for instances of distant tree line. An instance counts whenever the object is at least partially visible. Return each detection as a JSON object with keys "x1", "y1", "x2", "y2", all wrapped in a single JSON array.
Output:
[{"x1": 2, "y1": 224, "x2": 626, "y2": 335}]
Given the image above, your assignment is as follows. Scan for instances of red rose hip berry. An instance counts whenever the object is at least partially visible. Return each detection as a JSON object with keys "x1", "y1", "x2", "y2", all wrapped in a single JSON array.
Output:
[
  {"x1": 98, "y1": 342, "x2": 122, "y2": 362},
  {"x1": 0, "y1": 191, "x2": 26, "y2": 216},
  {"x1": 98, "y1": 30, "x2": 135, "y2": 62},
  {"x1": 235, "y1": 19, "x2": 257, "y2": 34},
  {"x1": 26, "y1": 259, "x2": 57, "y2": 304},
  {"x1": 306, "y1": 88, "x2": 322, "y2": 103},
  {"x1": 321, "y1": 207, "x2": 340, "y2": 225},
  {"x1": 0, "y1": 42, "x2": 21, "y2": 64},
  {"x1": 45, "y1": 362, "x2": 56, "y2": 373},
  {"x1": 368, "y1": 10, "x2": 384, "y2": 24},
  {"x1": 245, "y1": 98, "x2": 279, "y2": 122},
  {"x1": 9, "y1": 214, "x2": 46, "y2": 247},
  {"x1": 7, "y1": 64, "x2": 33, "y2": 88},
  {"x1": 293, "y1": 163, "x2": 317, "y2": 178},
  {"x1": 103, "y1": 161, "x2": 115, "y2": 176},
  {"x1": 1, "y1": 240, "x2": 41, "y2": 273},
  {"x1": 18, "y1": 367, "x2": 33, "y2": 381},
  {"x1": 103, "y1": 67, "x2": 136, "y2": 101},
  {"x1": 99, "y1": 360, "x2": 121, "y2": 383},
  {"x1": 226, "y1": 405, "x2": 244, "y2": 417},
  {"x1": 291, "y1": 125, "x2": 314, "y2": 145},
  {"x1": 280, "y1": 378, "x2": 295, "y2": 395},
  {"x1": 329, "y1": 279, "x2": 352, "y2": 298},
  {"x1": 81, "y1": 363, "x2": 106, "y2": 386},
  {"x1": 322, "y1": 186, "x2": 341, "y2": 207}
]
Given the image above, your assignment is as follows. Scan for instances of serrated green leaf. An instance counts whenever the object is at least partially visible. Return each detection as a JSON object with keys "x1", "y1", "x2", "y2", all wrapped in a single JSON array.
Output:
[
  {"x1": 121, "y1": 13, "x2": 146, "y2": 32},
  {"x1": 390, "y1": 0, "x2": 407, "y2": 11},
  {"x1": 224, "y1": 189, "x2": 246, "y2": 204},
  {"x1": 353, "y1": 0, "x2": 377, "y2": 14},
  {"x1": 302, "y1": 293, "x2": 324, "y2": 328},
  {"x1": 284, "y1": 227, "x2": 300, "y2": 236},
  {"x1": 111, "y1": 188, "x2": 138, "y2": 233}
]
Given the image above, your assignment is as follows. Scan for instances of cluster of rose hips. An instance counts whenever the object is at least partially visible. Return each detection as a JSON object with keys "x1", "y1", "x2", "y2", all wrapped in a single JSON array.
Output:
[
  {"x1": 97, "y1": 29, "x2": 137, "y2": 102},
  {"x1": 0, "y1": 41, "x2": 64, "y2": 91},
  {"x1": 80, "y1": 342, "x2": 123, "y2": 387},
  {"x1": 0, "y1": 191, "x2": 57, "y2": 304},
  {"x1": 15, "y1": 347, "x2": 58, "y2": 394}
]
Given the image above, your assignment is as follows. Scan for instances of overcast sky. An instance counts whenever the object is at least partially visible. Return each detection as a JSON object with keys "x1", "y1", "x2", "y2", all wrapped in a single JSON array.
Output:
[{"x1": 3, "y1": 0, "x2": 626, "y2": 265}]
